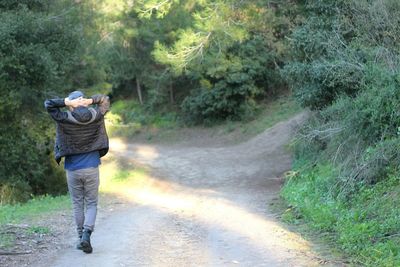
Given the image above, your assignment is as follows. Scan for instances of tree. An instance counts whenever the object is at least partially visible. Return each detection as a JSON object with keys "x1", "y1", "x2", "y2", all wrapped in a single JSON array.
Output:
[{"x1": 0, "y1": 0, "x2": 85, "y2": 203}]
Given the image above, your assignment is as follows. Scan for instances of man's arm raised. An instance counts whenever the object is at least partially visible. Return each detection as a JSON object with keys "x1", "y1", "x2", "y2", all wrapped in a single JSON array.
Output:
[
  {"x1": 91, "y1": 95, "x2": 110, "y2": 115},
  {"x1": 44, "y1": 98, "x2": 68, "y2": 122},
  {"x1": 45, "y1": 97, "x2": 89, "y2": 121}
]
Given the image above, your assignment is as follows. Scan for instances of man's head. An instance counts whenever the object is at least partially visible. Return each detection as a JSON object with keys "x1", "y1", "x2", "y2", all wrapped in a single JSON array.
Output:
[
  {"x1": 67, "y1": 91, "x2": 84, "y2": 111},
  {"x1": 68, "y1": 90, "x2": 93, "y2": 123},
  {"x1": 68, "y1": 90, "x2": 84, "y2": 101}
]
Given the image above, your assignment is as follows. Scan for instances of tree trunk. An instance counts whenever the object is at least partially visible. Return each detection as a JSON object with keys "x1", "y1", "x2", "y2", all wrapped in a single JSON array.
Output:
[{"x1": 136, "y1": 78, "x2": 143, "y2": 105}]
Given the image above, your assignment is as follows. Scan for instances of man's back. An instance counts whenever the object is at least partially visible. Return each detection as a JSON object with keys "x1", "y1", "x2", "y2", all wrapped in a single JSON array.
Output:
[{"x1": 44, "y1": 94, "x2": 110, "y2": 164}]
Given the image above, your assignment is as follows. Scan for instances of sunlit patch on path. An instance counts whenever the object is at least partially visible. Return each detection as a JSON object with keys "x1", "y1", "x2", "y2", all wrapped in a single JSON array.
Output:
[{"x1": 101, "y1": 165, "x2": 318, "y2": 266}]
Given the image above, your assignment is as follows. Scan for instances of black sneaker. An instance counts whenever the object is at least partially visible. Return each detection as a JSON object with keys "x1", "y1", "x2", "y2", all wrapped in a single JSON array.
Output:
[
  {"x1": 80, "y1": 229, "x2": 93, "y2": 254},
  {"x1": 76, "y1": 235, "x2": 83, "y2": 250}
]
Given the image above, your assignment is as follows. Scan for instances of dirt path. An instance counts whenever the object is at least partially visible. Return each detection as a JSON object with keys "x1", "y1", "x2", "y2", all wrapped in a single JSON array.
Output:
[{"x1": 39, "y1": 112, "x2": 334, "y2": 267}]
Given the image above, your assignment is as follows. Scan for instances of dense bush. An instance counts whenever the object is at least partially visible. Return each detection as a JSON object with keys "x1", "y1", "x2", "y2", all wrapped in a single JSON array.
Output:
[
  {"x1": 181, "y1": 37, "x2": 277, "y2": 123},
  {"x1": 0, "y1": 1, "x2": 83, "y2": 203},
  {"x1": 285, "y1": 0, "x2": 400, "y2": 194},
  {"x1": 282, "y1": 1, "x2": 365, "y2": 109}
]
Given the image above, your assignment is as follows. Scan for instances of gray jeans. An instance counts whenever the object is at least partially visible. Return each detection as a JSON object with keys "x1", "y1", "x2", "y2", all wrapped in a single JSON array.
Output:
[{"x1": 66, "y1": 167, "x2": 99, "y2": 235}]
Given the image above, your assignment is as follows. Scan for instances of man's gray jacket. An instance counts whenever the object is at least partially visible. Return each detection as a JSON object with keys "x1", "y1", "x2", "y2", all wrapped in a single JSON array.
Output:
[{"x1": 44, "y1": 94, "x2": 110, "y2": 164}]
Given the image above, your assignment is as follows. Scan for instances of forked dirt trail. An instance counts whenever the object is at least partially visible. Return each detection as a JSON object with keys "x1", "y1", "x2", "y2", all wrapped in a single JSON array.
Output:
[{"x1": 45, "y1": 113, "x2": 334, "y2": 267}]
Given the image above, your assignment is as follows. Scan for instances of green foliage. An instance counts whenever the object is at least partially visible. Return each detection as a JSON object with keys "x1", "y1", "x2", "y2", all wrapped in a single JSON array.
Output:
[
  {"x1": 282, "y1": 1, "x2": 400, "y2": 263},
  {"x1": 181, "y1": 35, "x2": 282, "y2": 123},
  {"x1": 0, "y1": 1, "x2": 84, "y2": 203},
  {"x1": 282, "y1": 164, "x2": 400, "y2": 266},
  {"x1": 285, "y1": 0, "x2": 400, "y2": 111},
  {"x1": 152, "y1": 0, "x2": 249, "y2": 73},
  {"x1": 0, "y1": 0, "x2": 47, "y2": 10},
  {"x1": 93, "y1": 0, "x2": 293, "y2": 121},
  {"x1": 293, "y1": 63, "x2": 400, "y2": 195},
  {"x1": 282, "y1": 0, "x2": 365, "y2": 109},
  {"x1": 287, "y1": 0, "x2": 400, "y2": 196},
  {"x1": 135, "y1": 0, "x2": 180, "y2": 19},
  {"x1": 106, "y1": 99, "x2": 178, "y2": 138},
  {"x1": 110, "y1": 99, "x2": 177, "y2": 127}
]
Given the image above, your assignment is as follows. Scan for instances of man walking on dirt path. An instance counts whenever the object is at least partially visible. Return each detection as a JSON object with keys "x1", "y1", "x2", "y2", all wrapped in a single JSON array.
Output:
[{"x1": 44, "y1": 91, "x2": 110, "y2": 254}]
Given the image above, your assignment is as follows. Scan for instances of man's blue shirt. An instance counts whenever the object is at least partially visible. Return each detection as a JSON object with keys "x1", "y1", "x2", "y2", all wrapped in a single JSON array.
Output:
[{"x1": 64, "y1": 151, "x2": 100, "y2": 171}]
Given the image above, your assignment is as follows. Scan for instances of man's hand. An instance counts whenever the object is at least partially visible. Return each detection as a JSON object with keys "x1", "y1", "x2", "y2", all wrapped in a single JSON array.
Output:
[
  {"x1": 64, "y1": 97, "x2": 93, "y2": 108},
  {"x1": 81, "y1": 98, "x2": 94, "y2": 107},
  {"x1": 65, "y1": 97, "x2": 80, "y2": 108}
]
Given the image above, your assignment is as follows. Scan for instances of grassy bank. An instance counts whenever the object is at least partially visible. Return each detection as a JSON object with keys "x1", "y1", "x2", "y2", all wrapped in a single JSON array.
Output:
[
  {"x1": 0, "y1": 195, "x2": 70, "y2": 250},
  {"x1": 281, "y1": 162, "x2": 400, "y2": 266},
  {"x1": 106, "y1": 94, "x2": 302, "y2": 143},
  {"x1": 0, "y1": 195, "x2": 70, "y2": 226}
]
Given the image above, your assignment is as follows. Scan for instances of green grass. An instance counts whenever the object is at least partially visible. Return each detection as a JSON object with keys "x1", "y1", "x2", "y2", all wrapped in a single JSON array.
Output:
[
  {"x1": 26, "y1": 226, "x2": 51, "y2": 235},
  {"x1": 281, "y1": 163, "x2": 400, "y2": 266},
  {"x1": 0, "y1": 195, "x2": 70, "y2": 248},
  {"x1": 110, "y1": 166, "x2": 148, "y2": 182},
  {"x1": 0, "y1": 195, "x2": 70, "y2": 226},
  {"x1": 0, "y1": 233, "x2": 15, "y2": 249}
]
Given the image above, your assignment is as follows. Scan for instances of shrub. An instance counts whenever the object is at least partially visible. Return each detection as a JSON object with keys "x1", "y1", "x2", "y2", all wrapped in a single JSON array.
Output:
[
  {"x1": 286, "y1": 0, "x2": 400, "y2": 195},
  {"x1": 181, "y1": 36, "x2": 278, "y2": 123},
  {"x1": 0, "y1": 1, "x2": 82, "y2": 203}
]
